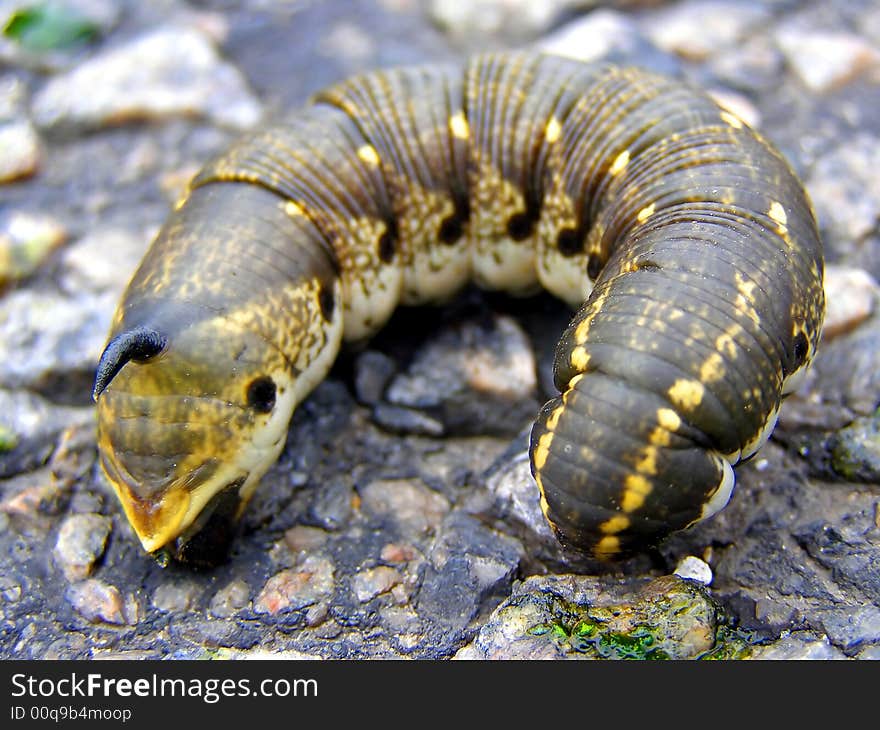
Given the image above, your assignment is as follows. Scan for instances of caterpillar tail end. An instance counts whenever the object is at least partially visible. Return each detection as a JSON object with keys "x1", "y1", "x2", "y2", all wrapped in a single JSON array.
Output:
[{"x1": 529, "y1": 371, "x2": 737, "y2": 561}]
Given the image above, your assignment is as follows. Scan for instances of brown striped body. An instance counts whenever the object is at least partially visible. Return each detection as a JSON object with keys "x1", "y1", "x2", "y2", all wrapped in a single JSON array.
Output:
[{"x1": 93, "y1": 52, "x2": 824, "y2": 563}]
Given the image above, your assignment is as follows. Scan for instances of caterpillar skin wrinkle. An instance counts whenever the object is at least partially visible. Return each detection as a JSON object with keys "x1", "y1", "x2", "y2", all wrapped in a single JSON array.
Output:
[{"x1": 93, "y1": 52, "x2": 824, "y2": 564}]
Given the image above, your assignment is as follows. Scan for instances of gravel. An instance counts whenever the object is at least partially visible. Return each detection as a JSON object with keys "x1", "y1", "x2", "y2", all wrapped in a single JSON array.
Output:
[{"x1": 32, "y1": 27, "x2": 262, "y2": 132}]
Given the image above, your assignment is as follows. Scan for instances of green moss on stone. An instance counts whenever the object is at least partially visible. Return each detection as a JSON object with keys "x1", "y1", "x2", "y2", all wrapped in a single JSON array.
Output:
[
  {"x1": 0, "y1": 425, "x2": 18, "y2": 452},
  {"x1": 523, "y1": 576, "x2": 766, "y2": 660},
  {"x1": 830, "y1": 410, "x2": 880, "y2": 482}
]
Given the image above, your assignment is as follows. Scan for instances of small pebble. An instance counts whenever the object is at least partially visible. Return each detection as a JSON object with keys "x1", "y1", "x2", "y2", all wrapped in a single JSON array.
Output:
[
  {"x1": 371, "y1": 403, "x2": 445, "y2": 437},
  {"x1": 359, "y1": 478, "x2": 450, "y2": 537},
  {"x1": 305, "y1": 602, "x2": 330, "y2": 627},
  {"x1": 829, "y1": 413, "x2": 880, "y2": 483},
  {"x1": 152, "y1": 581, "x2": 201, "y2": 613},
  {"x1": 468, "y1": 555, "x2": 515, "y2": 595},
  {"x1": 0, "y1": 120, "x2": 41, "y2": 182},
  {"x1": 0, "y1": 74, "x2": 27, "y2": 119},
  {"x1": 309, "y1": 480, "x2": 355, "y2": 530},
  {"x1": 0, "y1": 575, "x2": 22, "y2": 602},
  {"x1": 673, "y1": 555, "x2": 714, "y2": 586},
  {"x1": 538, "y1": 9, "x2": 647, "y2": 65},
  {"x1": 284, "y1": 525, "x2": 330, "y2": 554},
  {"x1": 254, "y1": 555, "x2": 335, "y2": 615},
  {"x1": 380, "y1": 606, "x2": 421, "y2": 634},
  {"x1": 484, "y1": 451, "x2": 557, "y2": 543},
  {"x1": 0, "y1": 469, "x2": 63, "y2": 517},
  {"x1": 354, "y1": 349, "x2": 397, "y2": 406},
  {"x1": 709, "y1": 36, "x2": 785, "y2": 93},
  {"x1": 65, "y1": 579, "x2": 132, "y2": 625},
  {"x1": 822, "y1": 266, "x2": 878, "y2": 339},
  {"x1": 428, "y1": 0, "x2": 575, "y2": 41},
  {"x1": 209, "y1": 579, "x2": 251, "y2": 618},
  {"x1": 386, "y1": 316, "x2": 535, "y2": 407},
  {"x1": 0, "y1": 211, "x2": 67, "y2": 287},
  {"x1": 319, "y1": 22, "x2": 375, "y2": 62},
  {"x1": 53, "y1": 513, "x2": 111, "y2": 581},
  {"x1": 642, "y1": 0, "x2": 770, "y2": 61},
  {"x1": 807, "y1": 134, "x2": 880, "y2": 255},
  {"x1": 775, "y1": 28, "x2": 880, "y2": 93},
  {"x1": 0, "y1": 288, "x2": 115, "y2": 393},
  {"x1": 31, "y1": 27, "x2": 262, "y2": 131},
  {"x1": 380, "y1": 542, "x2": 418, "y2": 563},
  {"x1": 750, "y1": 633, "x2": 847, "y2": 660},
  {"x1": 58, "y1": 227, "x2": 149, "y2": 295},
  {"x1": 352, "y1": 565, "x2": 402, "y2": 602}
]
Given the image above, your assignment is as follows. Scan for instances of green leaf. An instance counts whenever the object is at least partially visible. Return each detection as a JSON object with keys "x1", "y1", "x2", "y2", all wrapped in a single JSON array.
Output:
[{"x1": 3, "y1": 3, "x2": 99, "y2": 52}]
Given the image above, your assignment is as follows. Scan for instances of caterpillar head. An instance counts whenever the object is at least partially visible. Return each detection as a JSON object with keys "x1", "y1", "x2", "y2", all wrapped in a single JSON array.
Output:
[
  {"x1": 91, "y1": 181, "x2": 343, "y2": 565},
  {"x1": 93, "y1": 317, "x2": 299, "y2": 565}
]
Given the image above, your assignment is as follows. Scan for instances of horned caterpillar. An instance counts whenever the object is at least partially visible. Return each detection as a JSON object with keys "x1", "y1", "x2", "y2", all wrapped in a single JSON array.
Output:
[{"x1": 92, "y1": 52, "x2": 824, "y2": 564}]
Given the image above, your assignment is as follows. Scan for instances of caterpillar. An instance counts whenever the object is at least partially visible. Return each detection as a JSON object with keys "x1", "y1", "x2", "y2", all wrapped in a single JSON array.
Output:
[{"x1": 92, "y1": 52, "x2": 824, "y2": 565}]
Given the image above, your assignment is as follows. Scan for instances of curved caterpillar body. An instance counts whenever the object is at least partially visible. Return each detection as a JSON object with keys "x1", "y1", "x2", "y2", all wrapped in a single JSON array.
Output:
[{"x1": 93, "y1": 52, "x2": 824, "y2": 564}]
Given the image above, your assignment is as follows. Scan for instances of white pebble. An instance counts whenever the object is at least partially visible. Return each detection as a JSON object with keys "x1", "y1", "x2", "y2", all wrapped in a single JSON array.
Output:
[
  {"x1": 822, "y1": 265, "x2": 879, "y2": 340},
  {"x1": 674, "y1": 555, "x2": 713, "y2": 585}
]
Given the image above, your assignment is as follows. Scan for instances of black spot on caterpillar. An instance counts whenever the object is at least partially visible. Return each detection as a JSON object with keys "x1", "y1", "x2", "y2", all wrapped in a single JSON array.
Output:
[{"x1": 93, "y1": 51, "x2": 824, "y2": 564}]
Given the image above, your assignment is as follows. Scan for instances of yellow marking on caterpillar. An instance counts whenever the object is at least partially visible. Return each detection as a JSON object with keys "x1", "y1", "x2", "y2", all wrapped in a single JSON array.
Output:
[
  {"x1": 636, "y1": 202, "x2": 656, "y2": 223},
  {"x1": 357, "y1": 145, "x2": 381, "y2": 167},
  {"x1": 574, "y1": 317, "x2": 591, "y2": 344},
  {"x1": 715, "y1": 331, "x2": 738, "y2": 359},
  {"x1": 536, "y1": 478, "x2": 552, "y2": 522},
  {"x1": 768, "y1": 200, "x2": 787, "y2": 228},
  {"x1": 545, "y1": 404, "x2": 564, "y2": 432},
  {"x1": 573, "y1": 291, "x2": 609, "y2": 344},
  {"x1": 568, "y1": 373, "x2": 585, "y2": 390},
  {"x1": 768, "y1": 200, "x2": 794, "y2": 247},
  {"x1": 621, "y1": 473, "x2": 652, "y2": 512},
  {"x1": 570, "y1": 345, "x2": 590, "y2": 371},
  {"x1": 533, "y1": 431, "x2": 554, "y2": 471},
  {"x1": 734, "y1": 272, "x2": 761, "y2": 325},
  {"x1": 648, "y1": 426, "x2": 671, "y2": 447},
  {"x1": 656, "y1": 407, "x2": 681, "y2": 432},
  {"x1": 668, "y1": 378, "x2": 705, "y2": 410},
  {"x1": 720, "y1": 110, "x2": 743, "y2": 129},
  {"x1": 449, "y1": 112, "x2": 470, "y2": 140},
  {"x1": 735, "y1": 272, "x2": 757, "y2": 301},
  {"x1": 609, "y1": 149, "x2": 630, "y2": 176},
  {"x1": 600, "y1": 514, "x2": 630, "y2": 534},
  {"x1": 634, "y1": 446, "x2": 659, "y2": 475},
  {"x1": 284, "y1": 200, "x2": 305, "y2": 217},
  {"x1": 699, "y1": 351, "x2": 726, "y2": 384},
  {"x1": 594, "y1": 535, "x2": 620, "y2": 555},
  {"x1": 544, "y1": 116, "x2": 562, "y2": 144}
]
